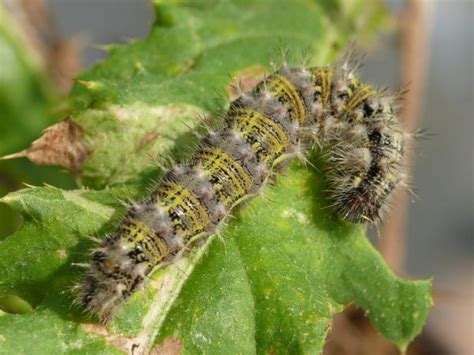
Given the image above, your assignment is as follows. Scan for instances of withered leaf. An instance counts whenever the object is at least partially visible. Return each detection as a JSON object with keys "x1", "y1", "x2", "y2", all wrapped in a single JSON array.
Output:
[{"x1": 1, "y1": 118, "x2": 88, "y2": 175}]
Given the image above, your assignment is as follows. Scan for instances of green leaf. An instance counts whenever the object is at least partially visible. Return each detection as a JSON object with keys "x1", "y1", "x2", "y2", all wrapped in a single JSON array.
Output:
[
  {"x1": 0, "y1": 165, "x2": 431, "y2": 353},
  {"x1": 156, "y1": 164, "x2": 432, "y2": 353},
  {"x1": 0, "y1": 0, "x2": 431, "y2": 354}
]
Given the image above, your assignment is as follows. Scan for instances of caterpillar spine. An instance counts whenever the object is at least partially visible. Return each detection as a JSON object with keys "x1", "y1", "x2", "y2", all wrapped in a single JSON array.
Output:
[{"x1": 76, "y1": 59, "x2": 408, "y2": 321}]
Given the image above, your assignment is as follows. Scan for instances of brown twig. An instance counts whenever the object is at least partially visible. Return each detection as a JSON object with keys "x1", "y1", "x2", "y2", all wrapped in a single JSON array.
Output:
[{"x1": 378, "y1": 0, "x2": 429, "y2": 275}]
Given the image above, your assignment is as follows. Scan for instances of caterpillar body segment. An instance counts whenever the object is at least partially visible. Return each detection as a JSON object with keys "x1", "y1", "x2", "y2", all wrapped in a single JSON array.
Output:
[
  {"x1": 319, "y1": 75, "x2": 405, "y2": 223},
  {"x1": 77, "y1": 62, "x2": 407, "y2": 320}
]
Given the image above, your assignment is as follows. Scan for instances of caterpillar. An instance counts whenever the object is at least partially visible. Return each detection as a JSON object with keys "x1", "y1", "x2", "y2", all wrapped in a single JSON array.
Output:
[{"x1": 76, "y1": 58, "x2": 408, "y2": 321}]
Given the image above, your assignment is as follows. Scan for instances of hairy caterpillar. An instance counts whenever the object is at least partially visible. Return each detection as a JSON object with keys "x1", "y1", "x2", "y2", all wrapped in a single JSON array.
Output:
[{"x1": 76, "y1": 58, "x2": 408, "y2": 321}]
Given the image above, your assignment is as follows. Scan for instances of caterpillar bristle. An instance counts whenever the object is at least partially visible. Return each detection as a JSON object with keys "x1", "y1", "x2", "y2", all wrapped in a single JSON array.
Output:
[{"x1": 75, "y1": 53, "x2": 410, "y2": 320}]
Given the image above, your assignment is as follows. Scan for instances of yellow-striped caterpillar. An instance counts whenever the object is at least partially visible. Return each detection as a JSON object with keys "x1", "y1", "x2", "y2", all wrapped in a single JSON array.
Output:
[{"x1": 76, "y1": 58, "x2": 408, "y2": 321}]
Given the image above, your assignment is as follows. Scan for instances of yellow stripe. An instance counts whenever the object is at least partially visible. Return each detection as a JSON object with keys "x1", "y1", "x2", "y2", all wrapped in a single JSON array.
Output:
[
  {"x1": 311, "y1": 67, "x2": 333, "y2": 108},
  {"x1": 345, "y1": 81, "x2": 375, "y2": 112},
  {"x1": 230, "y1": 108, "x2": 289, "y2": 161},
  {"x1": 266, "y1": 74, "x2": 306, "y2": 124},
  {"x1": 122, "y1": 218, "x2": 168, "y2": 262},
  {"x1": 197, "y1": 147, "x2": 253, "y2": 198},
  {"x1": 320, "y1": 68, "x2": 333, "y2": 108},
  {"x1": 159, "y1": 182, "x2": 210, "y2": 235}
]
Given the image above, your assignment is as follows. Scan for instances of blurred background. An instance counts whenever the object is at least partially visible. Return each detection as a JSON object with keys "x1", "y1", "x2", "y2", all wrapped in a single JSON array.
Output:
[{"x1": 0, "y1": 0, "x2": 472, "y2": 354}]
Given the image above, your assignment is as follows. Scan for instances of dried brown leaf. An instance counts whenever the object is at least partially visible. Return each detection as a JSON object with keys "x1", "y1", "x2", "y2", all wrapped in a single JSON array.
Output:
[{"x1": 1, "y1": 118, "x2": 88, "y2": 175}]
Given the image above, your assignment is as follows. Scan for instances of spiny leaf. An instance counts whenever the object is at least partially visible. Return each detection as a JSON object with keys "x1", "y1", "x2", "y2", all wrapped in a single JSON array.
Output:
[{"x1": 0, "y1": 164, "x2": 431, "y2": 354}]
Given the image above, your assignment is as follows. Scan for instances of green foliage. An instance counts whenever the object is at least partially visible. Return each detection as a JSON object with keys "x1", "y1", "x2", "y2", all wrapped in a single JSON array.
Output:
[
  {"x1": 0, "y1": 7, "x2": 55, "y2": 156},
  {"x1": 0, "y1": 6, "x2": 75, "y2": 240},
  {"x1": 0, "y1": 0, "x2": 431, "y2": 354}
]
